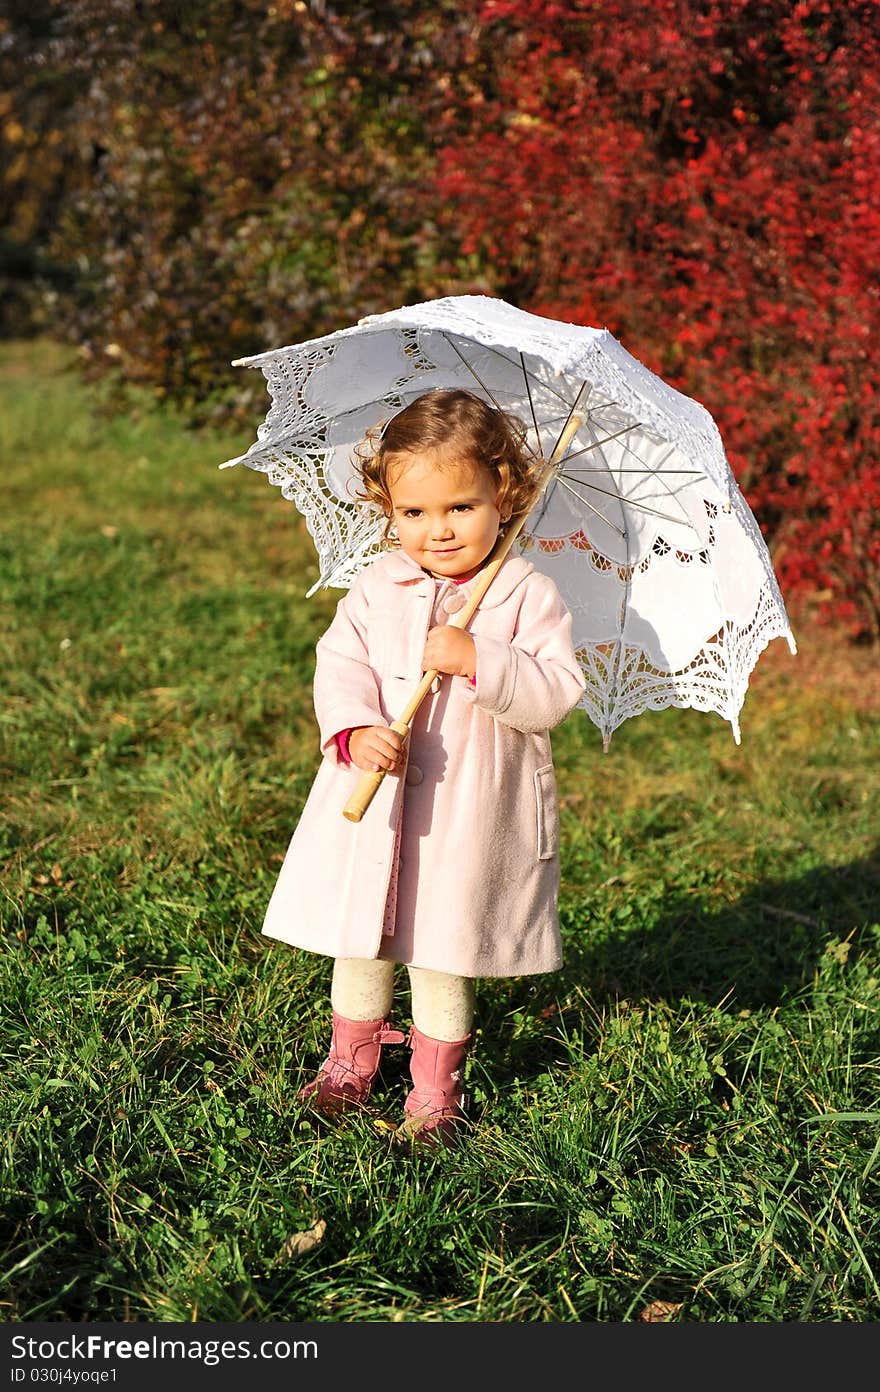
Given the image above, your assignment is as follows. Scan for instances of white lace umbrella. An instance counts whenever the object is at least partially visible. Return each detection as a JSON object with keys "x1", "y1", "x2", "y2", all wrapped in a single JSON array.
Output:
[{"x1": 221, "y1": 294, "x2": 796, "y2": 750}]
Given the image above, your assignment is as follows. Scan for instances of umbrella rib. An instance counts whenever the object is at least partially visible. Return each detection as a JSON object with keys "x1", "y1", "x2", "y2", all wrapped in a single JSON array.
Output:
[
  {"x1": 556, "y1": 471, "x2": 697, "y2": 529},
  {"x1": 484, "y1": 343, "x2": 628, "y2": 418},
  {"x1": 443, "y1": 336, "x2": 547, "y2": 462},
  {"x1": 526, "y1": 473, "x2": 560, "y2": 536},
  {"x1": 563, "y1": 467, "x2": 704, "y2": 475},
  {"x1": 559, "y1": 424, "x2": 644, "y2": 464},
  {"x1": 483, "y1": 343, "x2": 573, "y2": 408},
  {"x1": 519, "y1": 392, "x2": 596, "y2": 542},
  {"x1": 613, "y1": 438, "x2": 703, "y2": 523},
  {"x1": 436, "y1": 336, "x2": 634, "y2": 462},
  {"x1": 440, "y1": 333, "x2": 510, "y2": 416},
  {"x1": 441, "y1": 334, "x2": 613, "y2": 416},
  {"x1": 552, "y1": 475, "x2": 627, "y2": 537},
  {"x1": 519, "y1": 351, "x2": 542, "y2": 457},
  {"x1": 551, "y1": 380, "x2": 590, "y2": 465},
  {"x1": 563, "y1": 428, "x2": 701, "y2": 483},
  {"x1": 562, "y1": 427, "x2": 705, "y2": 529}
]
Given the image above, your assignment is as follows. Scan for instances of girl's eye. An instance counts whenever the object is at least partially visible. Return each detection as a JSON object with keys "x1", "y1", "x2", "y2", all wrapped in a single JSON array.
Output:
[
  {"x1": 402, "y1": 509, "x2": 422, "y2": 518},
  {"x1": 452, "y1": 504, "x2": 472, "y2": 513}
]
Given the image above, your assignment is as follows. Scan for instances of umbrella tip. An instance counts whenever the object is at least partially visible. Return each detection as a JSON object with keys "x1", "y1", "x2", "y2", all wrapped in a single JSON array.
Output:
[{"x1": 787, "y1": 632, "x2": 798, "y2": 656}]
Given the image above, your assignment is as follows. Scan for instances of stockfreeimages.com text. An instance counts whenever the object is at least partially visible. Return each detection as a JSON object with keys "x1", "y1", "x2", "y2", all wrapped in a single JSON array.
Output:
[{"x1": 10, "y1": 1336, "x2": 317, "y2": 1367}]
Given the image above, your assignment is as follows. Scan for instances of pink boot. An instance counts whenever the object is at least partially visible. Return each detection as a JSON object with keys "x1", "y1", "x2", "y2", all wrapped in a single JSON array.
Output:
[
  {"x1": 398, "y1": 1024, "x2": 472, "y2": 1146},
  {"x1": 299, "y1": 1010, "x2": 405, "y2": 1117}
]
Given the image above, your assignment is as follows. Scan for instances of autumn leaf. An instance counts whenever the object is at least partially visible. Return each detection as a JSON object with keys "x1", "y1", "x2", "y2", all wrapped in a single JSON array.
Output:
[
  {"x1": 275, "y1": 1219, "x2": 327, "y2": 1263},
  {"x1": 638, "y1": 1300, "x2": 684, "y2": 1323}
]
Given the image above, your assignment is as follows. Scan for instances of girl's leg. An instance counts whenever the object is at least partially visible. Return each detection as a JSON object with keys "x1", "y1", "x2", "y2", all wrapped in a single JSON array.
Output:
[
  {"x1": 300, "y1": 957, "x2": 401, "y2": 1114},
  {"x1": 331, "y1": 956, "x2": 395, "y2": 1021},
  {"x1": 406, "y1": 966, "x2": 474, "y2": 1040},
  {"x1": 401, "y1": 967, "x2": 475, "y2": 1144}
]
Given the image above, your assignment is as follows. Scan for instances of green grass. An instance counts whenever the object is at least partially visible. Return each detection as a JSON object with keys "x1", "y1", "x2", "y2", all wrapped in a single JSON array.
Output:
[{"x1": 1, "y1": 339, "x2": 878, "y2": 1322}]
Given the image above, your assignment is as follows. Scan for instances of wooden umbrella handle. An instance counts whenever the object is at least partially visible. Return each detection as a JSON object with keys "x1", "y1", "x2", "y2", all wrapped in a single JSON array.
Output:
[
  {"x1": 339, "y1": 718, "x2": 412, "y2": 824},
  {"x1": 340, "y1": 525, "x2": 524, "y2": 824},
  {"x1": 341, "y1": 416, "x2": 581, "y2": 823}
]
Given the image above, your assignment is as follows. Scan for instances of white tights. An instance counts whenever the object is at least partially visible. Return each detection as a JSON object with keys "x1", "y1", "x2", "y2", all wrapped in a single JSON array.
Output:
[{"x1": 330, "y1": 956, "x2": 475, "y2": 1042}]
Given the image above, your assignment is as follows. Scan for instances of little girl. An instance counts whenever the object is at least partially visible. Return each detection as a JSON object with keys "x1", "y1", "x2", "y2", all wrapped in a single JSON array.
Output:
[{"x1": 261, "y1": 388, "x2": 585, "y2": 1144}]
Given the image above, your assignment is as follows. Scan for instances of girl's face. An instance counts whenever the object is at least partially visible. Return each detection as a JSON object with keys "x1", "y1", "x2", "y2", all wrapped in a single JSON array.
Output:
[{"x1": 388, "y1": 449, "x2": 506, "y2": 581}]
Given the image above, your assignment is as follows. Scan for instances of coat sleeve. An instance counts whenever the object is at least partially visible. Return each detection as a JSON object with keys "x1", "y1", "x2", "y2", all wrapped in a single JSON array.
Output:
[
  {"x1": 461, "y1": 572, "x2": 585, "y2": 733},
  {"x1": 313, "y1": 577, "x2": 385, "y2": 762}
]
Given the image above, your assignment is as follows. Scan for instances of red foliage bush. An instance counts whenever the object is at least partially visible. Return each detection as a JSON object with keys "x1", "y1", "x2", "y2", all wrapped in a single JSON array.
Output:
[{"x1": 433, "y1": 0, "x2": 880, "y2": 638}]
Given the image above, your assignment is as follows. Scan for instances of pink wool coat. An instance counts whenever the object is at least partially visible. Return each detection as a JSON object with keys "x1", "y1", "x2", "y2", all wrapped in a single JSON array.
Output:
[{"x1": 261, "y1": 548, "x2": 586, "y2": 977}]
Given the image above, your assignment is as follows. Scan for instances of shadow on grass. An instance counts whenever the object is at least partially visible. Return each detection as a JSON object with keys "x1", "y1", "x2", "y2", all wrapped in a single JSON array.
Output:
[
  {"x1": 565, "y1": 844, "x2": 880, "y2": 1007},
  {"x1": 477, "y1": 845, "x2": 880, "y2": 1090}
]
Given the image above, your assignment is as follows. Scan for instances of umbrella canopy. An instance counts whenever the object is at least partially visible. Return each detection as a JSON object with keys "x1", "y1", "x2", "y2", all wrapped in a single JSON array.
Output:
[{"x1": 221, "y1": 294, "x2": 796, "y2": 747}]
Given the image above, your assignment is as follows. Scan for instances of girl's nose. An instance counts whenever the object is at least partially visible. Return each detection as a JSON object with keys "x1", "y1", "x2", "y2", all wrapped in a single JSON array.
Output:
[{"x1": 431, "y1": 518, "x2": 454, "y2": 539}]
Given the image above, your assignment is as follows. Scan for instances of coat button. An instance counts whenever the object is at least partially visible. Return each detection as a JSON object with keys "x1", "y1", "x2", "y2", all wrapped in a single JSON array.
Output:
[
  {"x1": 406, "y1": 764, "x2": 423, "y2": 786},
  {"x1": 441, "y1": 590, "x2": 466, "y2": 615}
]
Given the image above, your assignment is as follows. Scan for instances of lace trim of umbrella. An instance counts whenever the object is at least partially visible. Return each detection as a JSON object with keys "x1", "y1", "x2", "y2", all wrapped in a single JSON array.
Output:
[{"x1": 577, "y1": 583, "x2": 791, "y2": 749}]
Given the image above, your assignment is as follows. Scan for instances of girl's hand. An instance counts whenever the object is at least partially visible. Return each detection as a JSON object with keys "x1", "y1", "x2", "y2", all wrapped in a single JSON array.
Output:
[
  {"x1": 348, "y1": 725, "x2": 405, "y2": 774},
  {"x1": 423, "y1": 625, "x2": 476, "y2": 678}
]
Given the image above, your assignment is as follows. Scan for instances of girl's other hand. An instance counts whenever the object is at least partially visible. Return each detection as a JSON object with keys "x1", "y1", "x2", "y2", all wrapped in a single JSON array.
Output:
[
  {"x1": 423, "y1": 625, "x2": 476, "y2": 678},
  {"x1": 348, "y1": 725, "x2": 405, "y2": 774}
]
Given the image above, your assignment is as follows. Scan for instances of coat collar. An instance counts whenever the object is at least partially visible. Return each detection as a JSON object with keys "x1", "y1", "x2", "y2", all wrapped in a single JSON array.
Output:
[{"x1": 375, "y1": 546, "x2": 535, "y2": 609}]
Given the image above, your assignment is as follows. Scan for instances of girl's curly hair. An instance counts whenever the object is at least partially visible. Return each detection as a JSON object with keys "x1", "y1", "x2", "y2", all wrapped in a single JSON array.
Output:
[{"x1": 351, "y1": 388, "x2": 544, "y2": 544}]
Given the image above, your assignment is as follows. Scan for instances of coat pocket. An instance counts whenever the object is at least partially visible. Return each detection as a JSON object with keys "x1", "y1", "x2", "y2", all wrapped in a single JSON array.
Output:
[{"x1": 534, "y1": 764, "x2": 559, "y2": 860}]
